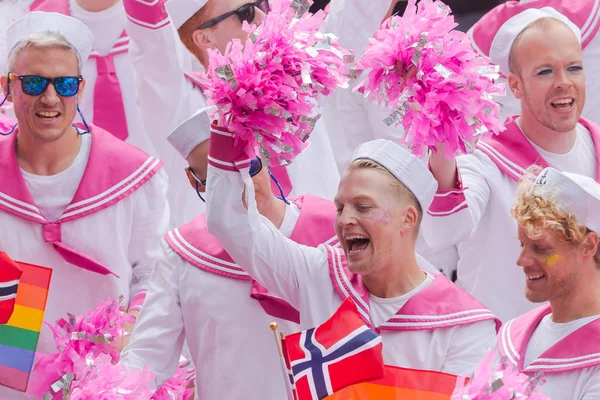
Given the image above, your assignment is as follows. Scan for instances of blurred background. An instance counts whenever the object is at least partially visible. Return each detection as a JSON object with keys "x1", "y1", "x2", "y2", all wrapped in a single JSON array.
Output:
[{"x1": 310, "y1": 0, "x2": 509, "y2": 32}]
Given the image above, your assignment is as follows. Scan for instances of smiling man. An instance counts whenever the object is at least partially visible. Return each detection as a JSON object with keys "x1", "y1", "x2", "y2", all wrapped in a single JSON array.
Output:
[
  {"x1": 479, "y1": 167, "x2": 600, "y2": 398},
  {"x1": 420, "y1": 8, "x2": 600, "y2": 322},
  {"x1": 0, "y1": 12, "x2": 168, "y2": 399},
  {"x1": 205, "y1": 130, "x2": 499, "y2": 376}
]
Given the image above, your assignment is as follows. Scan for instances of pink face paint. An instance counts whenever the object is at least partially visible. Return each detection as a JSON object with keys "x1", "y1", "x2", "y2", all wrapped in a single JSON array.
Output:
[
  {"x1": 366, "y1": 208, "x2": 393, "y2": 226},
  {"x1": 545, "y1": 254, "x2": 561, "y2": 268}
]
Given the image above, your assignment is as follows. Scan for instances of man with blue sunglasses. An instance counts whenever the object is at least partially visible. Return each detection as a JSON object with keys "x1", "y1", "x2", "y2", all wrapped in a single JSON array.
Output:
[
  {"x1": 120, "y1": 107, "x2": 341, "y2": 399},
  {"x1": 0, "y1": 12, "x2": 169, "y2": 398}
]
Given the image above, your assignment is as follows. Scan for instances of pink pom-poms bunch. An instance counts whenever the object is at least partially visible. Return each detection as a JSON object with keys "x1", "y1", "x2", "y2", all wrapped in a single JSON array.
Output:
[
  {"x1": 356, "y1": 0, "x2": 505, "y2": 157},
  {"x1": 30, "y1": 298, "x2": 194, "y2": 399},
  {"x1": 452, "y1": 352, "x2": 549, "y2": 399},
  {"x1": 201, "y1": 0, "x2": 352, "y2": 166}
]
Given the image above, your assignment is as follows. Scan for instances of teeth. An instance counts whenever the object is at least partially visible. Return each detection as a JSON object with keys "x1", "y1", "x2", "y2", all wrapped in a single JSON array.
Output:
[
  {"x1": 345, "y1": 235, "x2": 368, "y2": 241},
  {"x1": 37, "y1": 111, "x2": 59, "y2": 117},
  {"x1": 527, "y1": 274, "x2": 545, "y2": 280},
  {"x1": 552, "y1": 99, "x2": 573, "y2": 105}
]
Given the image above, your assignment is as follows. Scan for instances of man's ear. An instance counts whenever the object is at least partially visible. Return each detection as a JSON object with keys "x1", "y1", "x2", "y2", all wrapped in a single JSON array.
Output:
[
  {"x1": 508, "y1": 72, "x2": 523, "y2": 100},
  {"x1": 192, "y1": 28, "x2": 212, "y2": 51},
  {"x1": 1, "y1": 75, "x2": 13, "y2": 103}
]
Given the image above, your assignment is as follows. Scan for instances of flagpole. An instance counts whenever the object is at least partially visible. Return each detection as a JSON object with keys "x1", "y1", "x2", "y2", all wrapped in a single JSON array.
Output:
[{"x1": 270, "y1": 322, "x2": 295, "y2": 400}]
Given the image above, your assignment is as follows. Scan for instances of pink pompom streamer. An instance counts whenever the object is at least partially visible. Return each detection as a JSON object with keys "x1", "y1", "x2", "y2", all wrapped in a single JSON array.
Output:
[
  {"x1": 200, "y1": 0, "x2": 351, "y2": 166},
  {"x1": 30, "y1": 298, "x2": 195, "y2": 399},
  {"x1": 356, "y1": 0, "x2": 505, "y2": 158},
  {"x1": 452, "y1": 352, "x2": 549, "y2": 399}
]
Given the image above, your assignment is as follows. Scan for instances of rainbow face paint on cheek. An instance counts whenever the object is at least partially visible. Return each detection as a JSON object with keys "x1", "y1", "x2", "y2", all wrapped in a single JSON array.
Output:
[
  {"x1": 545, "y1": 254, "x2": 561, "y2": 267},
  {"x1": 366, "y1": 208, "x2": 393, "y2": 226}
]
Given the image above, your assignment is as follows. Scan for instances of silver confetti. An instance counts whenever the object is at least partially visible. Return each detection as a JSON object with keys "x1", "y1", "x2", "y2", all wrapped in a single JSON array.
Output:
[
  {"x1": 214, "y1": 65, "x2": 238, "y2": 89},
  {"x1": 70, "y1": 331, "x2": 86, "y2": 340},
  {"x1": 301, "y1": 69, "x2": 313, "y2": 86},
  {"x1": 290, "y1": 0, "x2": 310, "y2": 18},
  {"x1": 483, "y1": 105, "x2": 493, "y2": 115},
  {"x1": 434, "y1": 64, "x2": 452, "y2": 79},
  {"x1": 249, "y1": 31, "x2": 259, "y2": 44},
  {"x1": 384, "y1": 106, "x2": 408, "y2": 126},
  {"x1": 305, "y1": 47, "x2": 319, "y2": 58},
  {"x1": 343, "y1": 53, "x2": 355, "y2": 64},
  {"x1": 411, "y1": 32, "x2": 429, "y2": 66}
]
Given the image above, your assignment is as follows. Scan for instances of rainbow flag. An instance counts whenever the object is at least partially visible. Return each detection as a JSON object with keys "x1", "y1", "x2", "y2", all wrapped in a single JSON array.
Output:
[
  {"x1": 324, "y1": 365, "x2": 462, "y2": 400},
  {"x1": 0, "y1": 261, "x2": 52, "y2": 392}
]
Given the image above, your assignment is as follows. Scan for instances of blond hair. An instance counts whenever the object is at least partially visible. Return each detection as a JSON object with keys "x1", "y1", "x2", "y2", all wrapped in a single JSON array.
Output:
[
  {"x1": 347, "y1": 158, "x2": 423, "y2": 233},
  {"x1": 177, "y1": 3, "x2": 213, "y2": 67},
  {"x1": 512, "y1": 167, "x2": 600, "y2": 265}
]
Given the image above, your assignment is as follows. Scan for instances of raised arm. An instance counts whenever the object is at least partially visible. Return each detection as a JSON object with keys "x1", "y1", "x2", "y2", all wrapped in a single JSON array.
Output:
[
  {"x1": 123, "y1": 0, "x2": 206, "y2": 143},
  {"x1": 420, "y1": 151, "x2": 492, "y2": 250},
  {"x1": 205, "y1": 123, "x2": 328, "y2": 309}
]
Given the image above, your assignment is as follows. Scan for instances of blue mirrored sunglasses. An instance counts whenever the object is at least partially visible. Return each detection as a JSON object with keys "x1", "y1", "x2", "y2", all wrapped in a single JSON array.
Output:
[
  {"x1": 9, "y1": 73, "x2": 83, "y2": 97},
  {"x1": 190, "y1": 158, "x2": 263, "y2": 202}
]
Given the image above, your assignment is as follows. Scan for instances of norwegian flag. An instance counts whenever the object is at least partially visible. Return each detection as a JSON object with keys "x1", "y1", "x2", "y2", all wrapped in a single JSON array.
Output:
[
  {"x1": 0, "y1": 252, "x2": 23, "y2": 324},
  {"x1": 282, "y1": 298, "x2": 384, "y2": 400}
]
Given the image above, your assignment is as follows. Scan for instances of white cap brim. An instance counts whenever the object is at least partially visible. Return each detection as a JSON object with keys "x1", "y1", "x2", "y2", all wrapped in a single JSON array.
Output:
[
  {"x1": 167, "y1": 105, "x2": 215, "y2": 160},
  {"x1": 7, "y1": 12, "x2": 94, "y2": 64},
  {"x1": 351, "y1": 139, "x2": 438, "y2": 211},
  {"x1": 166, "y1": 0, "x2": 209, "y2": 30}
]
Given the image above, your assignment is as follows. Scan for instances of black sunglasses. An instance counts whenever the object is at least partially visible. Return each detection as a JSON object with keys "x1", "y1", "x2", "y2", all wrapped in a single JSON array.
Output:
[
  {"x1": 197, "y1": 0, "x2": 269, "y2": 29},
  {"x1": 8, "y1": 73, "x2": 83, "y2": 97},
  {"x1": 189, "y1": 158, "x2": 263, "y2": 202}
]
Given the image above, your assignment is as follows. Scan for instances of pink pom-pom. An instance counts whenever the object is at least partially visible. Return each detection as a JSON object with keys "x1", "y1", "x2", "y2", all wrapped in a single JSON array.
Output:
[
  {"x1": 452, "y1": 352, "x2": 549, "y2": 399},
  {"x1": 30, "y1": 298, "x2": 133, "y2": 398},
  {"x1": 68, "y1": 354, "x2": 155, "y2": 400},
  {"x1": 153, "y1": 359, "x2": 196, "y2": 400},
  {"x1": 201, "y1": 0, "x2": 351, "y2": 166},
  {"x1": 356, "y1": 0, "x2": 506, "y2": 158}
]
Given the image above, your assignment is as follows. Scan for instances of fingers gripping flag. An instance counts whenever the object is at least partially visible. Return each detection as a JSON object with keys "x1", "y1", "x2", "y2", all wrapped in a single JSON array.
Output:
[{"x1": 282, "y1": 298, "x2": 385, "y2": 400}]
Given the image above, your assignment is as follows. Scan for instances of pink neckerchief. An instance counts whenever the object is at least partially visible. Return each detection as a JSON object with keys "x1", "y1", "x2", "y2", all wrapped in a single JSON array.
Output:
[
  {"x1": 328, "y1": 246, "x2": 500, "y2": 332},
  {"x1": 0, "y1": 124, "x2": 162, "y2": 276},
  {"x1": 477, "y1": 117, "x2": 600, "y2": 182},
  {"x1": 498, "y1": 304, "x2": 600, "y2": 374}
]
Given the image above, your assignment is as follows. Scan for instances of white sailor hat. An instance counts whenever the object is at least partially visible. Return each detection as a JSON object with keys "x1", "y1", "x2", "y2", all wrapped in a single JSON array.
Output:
[
  {"x1": 167, "y1": 106, "x2": 215, "y2": 159},
  {"x1": 531, "y1": 167, "x2": 600, "y2": 234},
  {"x1": 490, "y1": 7, "x2": 581, "y2": 76},
  {"x1": 351, "y1": 139, "x2": 438, "y2": 211},
  {"x1": 7, "y1": 12, "x2": 94, "y2": 63},
  {"x1": 166, "y1": 0, "x2": 209, "y2": 30}
]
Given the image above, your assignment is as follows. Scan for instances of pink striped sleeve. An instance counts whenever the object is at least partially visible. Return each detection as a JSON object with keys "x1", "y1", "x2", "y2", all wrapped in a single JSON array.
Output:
[
  {"x1": 123, "y1": 0, "x2": 171, "y2": 30},
  {"x1": 427, "y1": 167, "x2": 469, "y2": 217},
  {"x1": 128, "y1": 288, "x2": 148, "y2": 313},
  {"x1": 208, "y1": 122, "x2": 253, "y2": 171}
]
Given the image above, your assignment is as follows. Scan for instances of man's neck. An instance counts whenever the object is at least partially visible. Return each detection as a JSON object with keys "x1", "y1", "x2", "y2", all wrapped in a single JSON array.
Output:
[
  {"x1": 519, "y1": 114, "x2": 577, "y2": 154},
  {"x1": 551, "y1": 270, "x2": 600, "y2": 323},
  {"x1": 76, "y1": 0, "x2": 119, "y2": 12},
  {"x1": 258, "y1": 196, "x2": 287, "y2": 229},
  {"x1": 363, "y1": 247, "x2": 426, "y2": 299},
  {"x1": 16, "y1": 127, "x2": 82, "y2": 176}
]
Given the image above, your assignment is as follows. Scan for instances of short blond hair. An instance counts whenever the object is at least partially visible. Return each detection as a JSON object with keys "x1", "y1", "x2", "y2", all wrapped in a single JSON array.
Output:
[
  {"x1": 347, "y1": 158, "x2": 423, "y2": 232},
  {"x1": 177, "y1": 3, "x2": 213, "y2": 66},
  {"x1": 512, "y1": 167, "x2": 600, "y2": 265}
]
